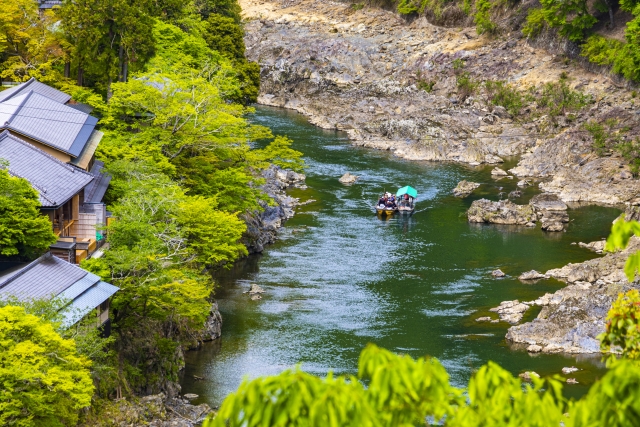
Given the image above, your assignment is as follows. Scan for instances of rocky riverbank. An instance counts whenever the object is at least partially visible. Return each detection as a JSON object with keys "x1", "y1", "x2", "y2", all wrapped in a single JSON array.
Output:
[
  {"x1": 241, "y1": 0, "x2": 640, "y2": 205},
  {"x1": 81, "y1": 393, "x2": 212, "y2": 427},
  {"x1": 243, "y1": 165, "x2": 306, "y2": 253},
  {"x1": 503, "y1": 235, "x2": 640, "y2": 353}
]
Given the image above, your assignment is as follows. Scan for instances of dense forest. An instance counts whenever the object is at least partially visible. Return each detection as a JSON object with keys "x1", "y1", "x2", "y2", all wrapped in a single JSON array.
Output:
[{"x1": 0, "y1": 0, "x2": 303, "y2": 424}]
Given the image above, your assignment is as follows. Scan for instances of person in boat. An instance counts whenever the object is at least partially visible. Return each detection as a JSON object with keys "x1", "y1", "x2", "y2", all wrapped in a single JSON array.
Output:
[{"x1": 378, "y1": 196, "x2": 386, "y2": 207}]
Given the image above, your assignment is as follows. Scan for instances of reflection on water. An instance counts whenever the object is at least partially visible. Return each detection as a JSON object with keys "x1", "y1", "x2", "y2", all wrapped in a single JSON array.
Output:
[{"x1": 181, "y1": 106, "x2": 622, "y2": 405}]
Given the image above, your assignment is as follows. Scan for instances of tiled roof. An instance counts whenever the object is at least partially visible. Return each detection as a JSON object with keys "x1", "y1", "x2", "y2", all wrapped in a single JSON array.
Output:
[
  {"x1": 84, "y1": 160, "x2": 112, "y2": 203},
  {"x1": 0, "y1": 252, "x2": 119, "y2": 327},
  {"x1": 0, "y1": 131, "x2": 94, "y2": 207},
  {"x1": 0, "y1": 253, "x2": 86, "y2": 300},
  {"x1": 0, "y1": 78, "x2": 71, "y2": 104},
  {"x1": 60, "y1": 281, "x2": 119, "y2": 327},
  {"x1": 0, "y1": 91, "x2": 98, "y2": 157}
]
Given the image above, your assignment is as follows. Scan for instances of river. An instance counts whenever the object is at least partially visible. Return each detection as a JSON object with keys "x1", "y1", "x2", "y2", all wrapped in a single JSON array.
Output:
[{"x1": 181, "y1": 105, "x2": 621, "y2": 406}]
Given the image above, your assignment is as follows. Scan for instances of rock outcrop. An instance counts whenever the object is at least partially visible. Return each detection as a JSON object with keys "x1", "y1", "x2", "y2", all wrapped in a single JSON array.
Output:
[
  {"x1": 529, "y1": 193, "x2": 569, "y2": 232},
  {"x1": 80, "y1": 393, "x2": 213, "y2": 427},
  {"x1": 506, "y1": 236, "x2": 640, "y2": 353},
  {"x1": 490, "y1": 300, "x2": 531, "y2": 324},
  {"x1": 467, "y1": 199, "x2": 537, "y2": 225},
  {"x1": 453, "y1": 180, "x2": 480, "y2": 197},
  {"x1": 243, "y1": 166, "x2": 306, "y2": 253},
  {"x1": 241, "y1": 0, "x2": 640, "y2": 205}
]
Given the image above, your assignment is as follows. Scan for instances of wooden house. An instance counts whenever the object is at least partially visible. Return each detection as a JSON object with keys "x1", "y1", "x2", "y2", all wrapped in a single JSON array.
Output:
[
  {"x1": 0, "y1": 131, "x2": 106, "y2": 263},
  {"x1": 0, "y1": 252, "x2": 118, "y2": 332}
]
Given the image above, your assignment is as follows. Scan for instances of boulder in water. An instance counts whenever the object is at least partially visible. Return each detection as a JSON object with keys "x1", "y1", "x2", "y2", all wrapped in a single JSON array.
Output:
[
  {"x1": 467, "y1": 199, "x2": 537, "y2": 225},
  {"x1": 492, "y1": 269, "x2": 506, "y2": 277},
  {"x1": 491, "y1": 167, "x2": 508, "y2": 177},
  {"x1": 518, "y1": 270, "x2": 548, "y2": 281},
  {"x1": 339, "y1": 172, "x2": 359, "y2": 184},
  {"x1": 453, "y1": 180, "x2": 480, "y2": 197}
]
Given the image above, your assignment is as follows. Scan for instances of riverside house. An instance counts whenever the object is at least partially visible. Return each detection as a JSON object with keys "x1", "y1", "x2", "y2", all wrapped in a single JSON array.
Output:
[
  {"x1": 0, "y1": 77, "x2": 102, "y2": 171},
  {"x1": 0, "y1": 131, "x2": 107, "y2": 263},
  {"x1": 0, "y1": 252, "x2": 118, "y2": 332},
  {"x1": 0, "y1": 79, "x2": 111, "y2": 262}
]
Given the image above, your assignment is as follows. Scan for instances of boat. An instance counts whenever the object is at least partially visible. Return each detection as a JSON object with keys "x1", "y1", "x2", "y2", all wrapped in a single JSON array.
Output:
[
  {"x1": 374, "y1": 192, "x2": 398, "y2": 215},
  {"x1": 396, "y1": 186, "x2": 417, "y2": 214}
]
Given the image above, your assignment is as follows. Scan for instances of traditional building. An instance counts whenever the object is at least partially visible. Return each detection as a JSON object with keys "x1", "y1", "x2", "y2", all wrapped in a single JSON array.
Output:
[
  {"x1": 0, "y1": 252, "x2": 118, "y2": 331},
  {"x1": 0, "y1": 78, "x2": 102, "y2": 170},
  {"x1": 0, "y1": 131, "x2": 107, "y2": 263}
]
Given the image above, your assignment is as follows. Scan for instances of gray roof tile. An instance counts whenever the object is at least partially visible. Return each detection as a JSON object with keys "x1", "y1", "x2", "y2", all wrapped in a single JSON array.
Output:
[
  {"x1": 0, "y1": 78, "x2": 71, "y2": 104},
  {"x1": 0, "y1": 91, "x2": 98, "y2": 157},
  {"x1": 0, "y1": 131, "x2": 94, "y2": 207},
  {"x1": 60, "y1": 281, "x2": 119, "y2": 327},
  {"x1": 0, "y1": 253, "x2": 87, "y2": 300}
]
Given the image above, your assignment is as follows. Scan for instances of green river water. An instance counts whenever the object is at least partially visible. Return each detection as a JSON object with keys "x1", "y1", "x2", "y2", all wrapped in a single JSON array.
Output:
[{"x1": 181, "y1": 105, "x2": 622, "y2": 406}]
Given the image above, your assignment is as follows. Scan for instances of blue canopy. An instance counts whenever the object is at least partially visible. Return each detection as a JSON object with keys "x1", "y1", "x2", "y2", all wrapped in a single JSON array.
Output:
[{"x1": 396, "y1": 186, "x2": 418, "y2": 198}]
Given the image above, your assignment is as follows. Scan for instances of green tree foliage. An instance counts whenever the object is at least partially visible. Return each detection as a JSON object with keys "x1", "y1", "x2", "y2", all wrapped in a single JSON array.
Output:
[
  {"x1": 206, "y1": 344, "x2": 574, "y2": 427},
  {"x1": 195, "y1": 0, "x2": 243, "y2": 22},
  {"x1": 0, "y1": 0, "x2": 64, "y2": 81},
  {"x1": 0, "y1": 169, "x2": 57, "y2": 259},
  {"x1": 0, "y1": 305, "x2": 94, "y2": 427},
  {"x1": 599, "y1": 289, "x2": 640, "y2": 360},
  {"x1": 474, "y1": 0, "x2": 496, "y2": 35},
  {"x1": 205, "y1": 15, "x2": 246, "y2": 59},
  {"x1": 60, "y1": 0, "x2": 156, "y2": 91},
  {"x1": 523, "y1": 0, "x2": 596, "y2": 42}
]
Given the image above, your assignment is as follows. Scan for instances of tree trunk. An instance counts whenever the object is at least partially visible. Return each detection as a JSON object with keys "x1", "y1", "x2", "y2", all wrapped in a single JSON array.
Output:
[
  {"x1": 77, "y1": 66, "x2": 84, "y2": 86},
  {"x1": 64, "y1": 62, "x2": 70, "y2": 78},
  {"x1": 118, "y1": 44, "x2": 125, "y2": 82},
  {"x1": 122, "y1": 59, "x2": 128, "y2": 82},
  {"x1": 604, "y1": 0, "x2": 614, "y2": 28}
]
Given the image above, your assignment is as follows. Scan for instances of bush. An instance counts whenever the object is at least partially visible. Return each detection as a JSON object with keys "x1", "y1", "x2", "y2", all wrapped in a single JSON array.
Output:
[
  {"x1": 522, "y1": 0, "x2": 596, "y2": 42},
  {"x1": 483, "y1": 80, "x2": 525, "y2": 115},
  {"x1": 536, "y1": 77, "x2": 592, "y2": 118},
  {"x1": 475, "y1": 0, "x2": 496, "y2": 34}
]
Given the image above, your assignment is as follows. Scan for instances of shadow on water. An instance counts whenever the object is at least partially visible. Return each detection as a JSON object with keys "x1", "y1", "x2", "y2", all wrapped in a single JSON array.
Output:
[{"x1": 181, "y1": 106, "x2": 621, "y2": 405}]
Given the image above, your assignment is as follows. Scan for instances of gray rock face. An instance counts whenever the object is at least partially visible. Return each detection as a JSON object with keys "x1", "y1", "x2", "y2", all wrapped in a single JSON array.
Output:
[
  {"x1": 243, "y1": 165, "x2": 306, "y2": 253},
  {"x1": 243, "y1": 0, "x2": 640, "y2": 205},
  {"x1": 529, "y1": 193, "x2": 569, "y2": 232},
  {"x1": 506, "y1": 237, "x2": 640, "y2": 353},
  {"x1": 453, "y1": 180, "x2": 480, "y2": 197},
  {"x1": 578, "y1": 240, "x2": 606, "y2": 253},
  {"x1": 467, "y1": 199, "x2": 537, "y2": 225}
]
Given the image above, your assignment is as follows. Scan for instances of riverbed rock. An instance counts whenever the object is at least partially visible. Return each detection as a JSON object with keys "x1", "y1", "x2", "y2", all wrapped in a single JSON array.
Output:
[
  {"x1": 527, "y1": 344, "x2": 543, "y2": 353},
  {"x1": 491, "y1": 167, "x2": 508, "y2": 177},
  {"x1": 566, "y1": 378, "x2": 579, "y2": 384},
  {"x1": 517, "y1": 179, "x2": 531, "y2": 188},
  {"x1": 453, "y1": 180, "x2": 480, "y2": 197},
  {"x1": 490, "y1": 300, "x2": 530, "y2": 324},
  {"x1": 476, "y1": 316, "x2": 493, "y2": 322},
  {"x1": 492, "y1": 269, "x2": 506, "y2": 277},
  {"x1": 248, "y1": 283, "x2": 265, "y2": 294},
  {"x1": 562, "y1": 366, "x2": 579, "y2": 374},
  {"x1": 578, "y1": 240, "x2": 606, "y2": 253},
  {"x1": 529, "y1": 193, "x2": 569, "y2": 232},
  {"x1": 508, "y1": 190, "x2": 522, "y2": 199},
  {"x1": 339, "y1": 172, "x2": 359, "y2": 184},
  {"x1": 467, "y1": 199, "x2": 537, "y2": 225},
  {"x1": 183, "y1": 394, "x2": 199, "y2": 400},
  {"x1": 518, "y1": 270, "x2": 549, "y2": 281},
  {"x1": 243, "y1": 0, "x2": 640, "y2": 205},
  {"x1": 519, "y1": 371, "x2": 540, "y2": 381}
]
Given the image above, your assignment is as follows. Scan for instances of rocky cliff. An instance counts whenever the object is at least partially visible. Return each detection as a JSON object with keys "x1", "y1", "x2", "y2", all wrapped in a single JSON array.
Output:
[{"x1": 241, "y1": 0, "x2": 640, "y2": 205}]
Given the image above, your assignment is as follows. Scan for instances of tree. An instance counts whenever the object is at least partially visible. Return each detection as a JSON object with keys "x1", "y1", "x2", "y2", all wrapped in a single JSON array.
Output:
[
  {"x1": 60, "y1": 0, "x2": 156, "y2": 92},
  {"x1": 524, "y1": 0, "x2": 597, "y2": 42},
  {"x1": 0, "y1": 0, "x2": 64, "y2": 81},
  {"x1": 0, "y1": 305, "x2": 94, "y2": 427},
  {"x1": 0, "y1": 169, "x2": 57, "y2": 259}
]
